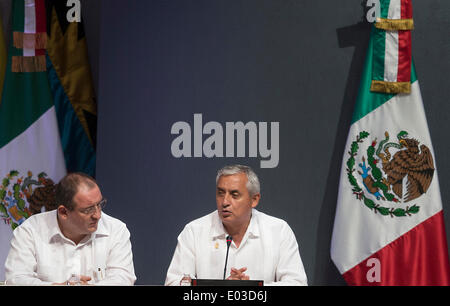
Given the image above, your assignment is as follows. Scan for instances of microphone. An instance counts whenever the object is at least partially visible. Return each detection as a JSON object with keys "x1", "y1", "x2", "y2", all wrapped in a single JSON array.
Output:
[{"x1": 223, "y1": 235, "x2": 233, "y2": 280}]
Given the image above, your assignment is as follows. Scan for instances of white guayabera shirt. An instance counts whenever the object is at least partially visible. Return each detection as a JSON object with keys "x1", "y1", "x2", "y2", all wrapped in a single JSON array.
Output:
[
  {"x1": 5, "y1": 210, "x2": 136, "y2": 285},
  {"x1": 165, "y1": 209, "x2": 308, "y2": 286}
]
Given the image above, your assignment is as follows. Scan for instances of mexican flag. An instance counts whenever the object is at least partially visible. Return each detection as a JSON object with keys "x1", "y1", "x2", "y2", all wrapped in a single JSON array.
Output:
[
  {"x1": 0, "y1": 0, "x2": 97, "y2": 281},
  {"x1": 330, "y1": 2, "x2": 450, "y2": 285}
]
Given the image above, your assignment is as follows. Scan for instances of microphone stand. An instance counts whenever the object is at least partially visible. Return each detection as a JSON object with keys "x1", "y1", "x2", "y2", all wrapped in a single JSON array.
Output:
[{"x1": 223, "y1": 236, "x2": 232, "y2": 280}]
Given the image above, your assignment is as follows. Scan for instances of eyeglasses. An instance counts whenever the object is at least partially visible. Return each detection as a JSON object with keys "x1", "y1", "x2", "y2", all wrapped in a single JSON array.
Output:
[{"x1": 79, "y1": 198, "x2": 107, "y2": 215}]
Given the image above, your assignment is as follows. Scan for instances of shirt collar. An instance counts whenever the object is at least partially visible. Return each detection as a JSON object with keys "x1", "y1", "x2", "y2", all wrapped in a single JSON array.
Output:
[
  {"x1": 211, "y1": 211, "x2": 227, "y2": 239},
  {"x1": 48, "y1": 210, "x2": 110, "y2": 243},
  {"x1": 48, "y1": 210, "x2": 63, "y2": 242},
  {"x1": 247, "y1": 209, "x2": 260, "y2": 239},
  {"x1": 94, "y1": 213, "x2": 110, "y2": 237},
  {"x1": 210, "y1": 209, "x2": 260, "y2": 240}
]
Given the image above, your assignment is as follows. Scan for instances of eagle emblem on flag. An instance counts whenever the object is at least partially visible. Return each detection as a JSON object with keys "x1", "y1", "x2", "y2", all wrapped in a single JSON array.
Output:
[
  {"x1": 0, "y1": 170, "x2": 57, "y2": 230},
  {"x1": 346, "y1": 130, "x2": 435, "y2": 218}
]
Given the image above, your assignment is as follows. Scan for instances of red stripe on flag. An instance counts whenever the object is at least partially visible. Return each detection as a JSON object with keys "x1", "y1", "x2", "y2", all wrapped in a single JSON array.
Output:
[
  {"x1": 343, "y1": 211, "x2": 450, "y2": 286},
  {"x1": 397, "y1": 0, "x2": 412, "y2": 83},
  {"x1": 396, "y1": 30, "x2": 411, "y2": 83},
  {"x1": 35, "y1": 49, "x2": 45, "y2": 56},
  {"x1": 401, "y1": 0, "x2": 413, "y2": 19},
  {"x1": 35, "y1": 0, "x2": 46, "y2": 34},
  {"x1": 34, "y1": 0, "x2": 46, "y2": 57}
]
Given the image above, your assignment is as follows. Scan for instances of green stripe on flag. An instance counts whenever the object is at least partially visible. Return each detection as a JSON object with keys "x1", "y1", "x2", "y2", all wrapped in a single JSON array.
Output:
[
  {"x1": 372, "y1": 28, "x2": 387, "y2": 81},
  {"x1": 0, "y1": 0, "x2": 54, "y2": 148},
  {"x1": 351, "y1": 26, "x2": 417, "y2": 124},
  {"x1": 11, "y1": 0, "x2": 24, "y2": 58},
  {"x1": 12, "y1": 0, "x2": 24, "y2": 33},
  {"x1": 380, "y1": 0, "x2": 391, "y2": 19},
  {"x1": 0, "y1": 62, "x2": 54, "y2": 149}
]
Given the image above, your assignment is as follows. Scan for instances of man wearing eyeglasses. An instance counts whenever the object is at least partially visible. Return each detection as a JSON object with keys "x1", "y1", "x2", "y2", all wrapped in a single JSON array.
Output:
[{"x1": 4, "y1": 172, "x2": 136, "y2": 285}]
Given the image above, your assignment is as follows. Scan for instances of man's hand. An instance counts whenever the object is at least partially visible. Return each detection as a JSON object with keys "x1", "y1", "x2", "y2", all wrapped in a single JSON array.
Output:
[
  {"x1": 53, "y1": 275, "x2": 92, "y2": 286},
  {"x1": 227, "y1": 267, "x2": 250, "y2": 280},
  {"x1": 77, "y1": 275, "x2": 92, "y2": 285}
]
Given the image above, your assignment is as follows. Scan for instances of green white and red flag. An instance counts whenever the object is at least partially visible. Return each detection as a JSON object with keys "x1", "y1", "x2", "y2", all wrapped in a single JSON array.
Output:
[
  {"x1": 331, "y1": 2, "x2": 450, "y2": 285},
  {"x1": 0, "y1": 0, "x2": 97, "y2": 280},
  {"x1": 371, "y1": 0, "x2": 414, "y2": 94}
]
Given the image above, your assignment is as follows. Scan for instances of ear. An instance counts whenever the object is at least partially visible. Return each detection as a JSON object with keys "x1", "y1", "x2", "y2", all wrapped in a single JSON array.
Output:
[
  {"x1": 251, "y1": 193, "x2": 261, "y2": 208},
  {"x1": 57, "y1": 205, "x2": 69, "y2": 219}
]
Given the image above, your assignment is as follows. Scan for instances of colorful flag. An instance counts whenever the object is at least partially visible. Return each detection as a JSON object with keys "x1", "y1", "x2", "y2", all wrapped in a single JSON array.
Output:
[
  {"x1": 0, "y1": 0, "x2": 97, "y2": 280},
  {"x1": 330, "y1": 2, "x2": 450, "y2": 285},
  {"x1": 46, "y1": 0, "x2": 97, "y2": 175},
  {"x1": 371, "y1": 0, "x2": 414, "y2": 94}
]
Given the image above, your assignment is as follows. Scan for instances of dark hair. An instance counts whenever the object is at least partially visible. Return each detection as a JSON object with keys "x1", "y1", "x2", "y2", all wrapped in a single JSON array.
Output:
[{"x1": 55, "y1": 172, "x2": 97, "y2": 210}]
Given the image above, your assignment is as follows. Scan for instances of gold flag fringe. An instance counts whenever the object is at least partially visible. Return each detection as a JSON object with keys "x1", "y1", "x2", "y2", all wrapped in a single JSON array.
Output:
[
  {"x1": 375, "y1": 18, "x2": 414, "y2": 31},
  {"x1": 13, "y1": 32, "x2": 47, "y2": 49},
  {"x1": 370, "y1": 80, "x2": 411, "y2": 94},
  {"x1": 12, "y1": 56, "x2": 47, "y2": 72}
]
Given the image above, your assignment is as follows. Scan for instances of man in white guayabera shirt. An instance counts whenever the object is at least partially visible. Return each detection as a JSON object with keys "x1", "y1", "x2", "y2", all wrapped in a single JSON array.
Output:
[
  {"x1": 5, "y1": 172, "x2": 136, "y2": 285},
  {"x1": 165, "y1": 165, "x2": 308, "y2": 286}
]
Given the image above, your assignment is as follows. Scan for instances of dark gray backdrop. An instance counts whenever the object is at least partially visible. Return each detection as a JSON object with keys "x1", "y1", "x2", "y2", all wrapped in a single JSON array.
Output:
[{"x1": 3, "y1": 0, "x2": 449, "y2": 285}]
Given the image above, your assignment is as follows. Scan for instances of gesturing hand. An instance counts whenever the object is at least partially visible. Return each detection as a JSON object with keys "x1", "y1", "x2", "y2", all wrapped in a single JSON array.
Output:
[
  {"x1": 227, "y1": 267, "x2": 250, "y2": 280},
  {"x1": 53, "y1": 275, "x2": 92, "y2": 286}
]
